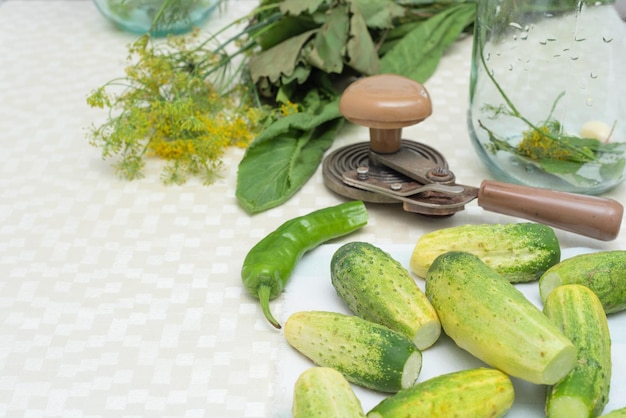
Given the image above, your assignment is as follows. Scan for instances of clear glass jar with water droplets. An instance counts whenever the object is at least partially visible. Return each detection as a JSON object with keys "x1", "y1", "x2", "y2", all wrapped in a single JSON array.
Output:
[{"x1": 468, "y1": 0, "x2": 626, "y2": 195}]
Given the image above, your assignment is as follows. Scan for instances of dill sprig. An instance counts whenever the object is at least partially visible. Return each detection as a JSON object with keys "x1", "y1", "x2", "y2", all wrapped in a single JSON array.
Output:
[{"x1": 86, "y1": 4, "x2": 285, "y2": 185}]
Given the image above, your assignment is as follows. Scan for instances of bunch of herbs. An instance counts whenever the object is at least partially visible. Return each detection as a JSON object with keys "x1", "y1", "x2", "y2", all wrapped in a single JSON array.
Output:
[{"x1": 87, "y1": 0, "x2": 477, "y2": 212}]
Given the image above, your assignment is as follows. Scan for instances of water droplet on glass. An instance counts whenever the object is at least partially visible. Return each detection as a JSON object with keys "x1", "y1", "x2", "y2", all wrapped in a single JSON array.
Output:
[
  {"x1": 603, "y1": 37, "x2": 613, "y2": 43},
  {"x1": 509, "y1": 22, "x2": 523, "y2": 30},
  {"x1": 586, "y1": 98, "x2": 594, "y2": 107}
]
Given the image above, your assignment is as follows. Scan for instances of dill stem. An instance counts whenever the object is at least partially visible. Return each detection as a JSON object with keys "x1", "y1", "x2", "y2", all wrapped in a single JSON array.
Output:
[{"x1": 479, "y1": 46, "x2": 594, "y2": 161}]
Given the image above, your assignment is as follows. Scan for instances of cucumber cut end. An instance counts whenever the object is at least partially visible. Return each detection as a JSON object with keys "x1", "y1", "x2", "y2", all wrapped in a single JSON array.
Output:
[
  {"x1": 413, "y1": 320, "x2": 441, "y2": 350},
  {"x1": 548, "y1": 396, "x2": 590, "y2": 418},
  {"x1": 401, "y1": 351, "x2": 423, "y2": 389},
  {"x1": 542, "y1": 344, "x2": 577, "y2": 385},
  {"x1": 539, "y1": 272, "x2": 562, "y2": 302}
]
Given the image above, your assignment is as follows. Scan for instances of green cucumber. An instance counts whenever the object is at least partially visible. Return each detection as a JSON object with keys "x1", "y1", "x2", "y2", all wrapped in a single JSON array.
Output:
[
  {"x1": 425, "y1": 251, "x2": 577, "y2": 385},
  {"x1": 366, "y1": 368, "x2": 514, "y2": 418},
  {"x1": 331, "y1": 242, "x2": 441, "y2": 350},
  {"x1": 539, "y1": 250, "x2": 626, "y2": 314},
  {"x1": 599, "y1": 407, "x2": 626, "y2": 418},
  {"x1": 292, "y1": 367, "x2": 366, "y2": 418},
  {"x1": 284, "y1": 310, "x2": 422, "y2": 393},
  {"x1": 543, "y1": 284, "x2": 612, "y2": 418},
  {"x1": 410, "y1": 223, "x2": 561, "y2": 282}
]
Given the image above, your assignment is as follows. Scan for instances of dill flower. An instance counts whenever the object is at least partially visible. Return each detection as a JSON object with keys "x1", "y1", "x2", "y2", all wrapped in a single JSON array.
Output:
[{"x1": 87, "y1": 27, "x2": 275, "y2": 185}]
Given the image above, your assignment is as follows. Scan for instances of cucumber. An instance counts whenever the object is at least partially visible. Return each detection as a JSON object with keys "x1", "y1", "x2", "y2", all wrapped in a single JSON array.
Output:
[
  {"x1": 410, "y1": 223, "x2": 561, "y2": 282},
  {"x1": 292, "y1": 367, "x2": 366, "y2": 418},
  {"x1": 539, "y1": 250, "x2": 626, "y2": 314},
  {"x1": 600, "y1": 407, "x2": 626, "y2": 418},
  {"x1": 331, "y1": 242, "x2": 441, "y2": 350},
  {"x1": 425, "y1": 251, "x2": 577, "y2": 385},
  {"x1": 283, "y1": 310, "x2": 422, "y2": 393},
  {"x1": 543, "y1": 284, "x2": 612, "y2": 418},
  {"x1": 366, "y1": 368, "x2": 514, "y2": 418}
]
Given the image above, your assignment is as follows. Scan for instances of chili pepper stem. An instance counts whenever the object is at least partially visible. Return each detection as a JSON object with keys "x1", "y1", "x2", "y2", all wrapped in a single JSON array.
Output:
[{"x1": 257, "y1": 284, "x2": 281, "y2": 329}]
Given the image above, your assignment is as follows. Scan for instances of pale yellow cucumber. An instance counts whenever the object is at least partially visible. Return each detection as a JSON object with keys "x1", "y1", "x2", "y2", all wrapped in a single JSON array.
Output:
[
  {"x1": 331, "y1": 241, "x2": 441, "y2": 350},
  {"x1": 543, "y1": 284, "x2": 612, "y2": 418},
  {"x1": 284, "y1": 311, "x2": 422, "y2": 393},
  {"x1": 367, "y1": 368, "x2": 514, "y2": 418},
  {"x1": 292, "y1": 367, "x2": 366, "y2": 418},
  {"x1": 410, "y1": 223, "x2": 560, "y2": 282},
  {"x1": 425, "y1": 251, "x2": 577, "y2": 385}
]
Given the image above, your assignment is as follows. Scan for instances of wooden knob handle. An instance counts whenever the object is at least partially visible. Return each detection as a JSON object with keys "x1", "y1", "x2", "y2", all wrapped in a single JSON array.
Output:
[{"x1": 339, "y1": 74, "x2": 433, "y2": 153}]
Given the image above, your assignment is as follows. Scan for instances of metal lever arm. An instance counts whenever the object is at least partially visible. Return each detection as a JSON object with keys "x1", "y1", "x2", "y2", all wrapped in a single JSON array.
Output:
[{"x1": 478, "y1": 180, "x2": 623, "y2": 241}]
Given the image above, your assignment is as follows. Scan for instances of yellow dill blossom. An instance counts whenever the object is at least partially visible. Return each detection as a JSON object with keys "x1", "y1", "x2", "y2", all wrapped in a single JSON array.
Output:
[
  {"x1": 517, "y1": 125, "x2": 572, "y2": 160},
  {"x1": 86, "y1": 31, "x2": 274, "y2": 185},
  {"x1": 279, "y1": 100, "x2": 301, "y2": 117}
]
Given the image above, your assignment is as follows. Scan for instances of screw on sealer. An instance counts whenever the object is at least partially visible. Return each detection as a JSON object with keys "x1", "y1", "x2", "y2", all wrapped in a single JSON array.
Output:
[
  {"x1": 427, "y1": 166, "x2": 455, "y2": 183},
  {"x1": 356, "y1": 166, "x2": 370, "y2": 180}
]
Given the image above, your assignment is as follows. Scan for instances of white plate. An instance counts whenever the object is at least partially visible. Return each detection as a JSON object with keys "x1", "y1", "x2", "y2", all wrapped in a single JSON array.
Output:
[{"x1": 271, "y1": 244, "x2": 626, "y2": 417}]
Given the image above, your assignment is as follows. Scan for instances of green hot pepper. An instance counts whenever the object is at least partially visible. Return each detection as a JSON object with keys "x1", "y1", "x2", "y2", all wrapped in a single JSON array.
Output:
[{"x1": 241, "y1": 200, "x2": 368, "y2": 329}]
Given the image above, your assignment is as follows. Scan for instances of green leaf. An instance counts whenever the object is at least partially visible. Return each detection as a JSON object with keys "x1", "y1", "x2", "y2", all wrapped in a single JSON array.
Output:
[
  {"x1": 306, "y1": 5, "x2": 350, "y2": 74},
  {"x1": 349, "y1": 0, "x2": 406, "y2": 29},
  {"x1": 345, "y1": 2, "x2": 380, "y2": 75},
  {"x1": 281, "y1": 64, "x2": 313, "y2": 86},
  {"x1": 249, "y1": 29, "x2": 317, "y2": 84},
  {"x1": 255, "y1": 16, "x2": 319, "y2": 50},
  {"x1": 236, "y1": 95, "x2": 343, "y2": 214},
  {"x1": 280, "y1": 0, "x2": 331, "y2": 16},
  {"x1": 380, "y1": 3, "x2": 476, "y2": 82}
]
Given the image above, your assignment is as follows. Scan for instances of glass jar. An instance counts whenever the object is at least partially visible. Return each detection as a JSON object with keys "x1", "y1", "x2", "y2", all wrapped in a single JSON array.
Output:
[
  {"x1": 92, "y1": 0, "x2": 221, "y2": 37},
  {"x1": 468, "y1": 0, "x2": 626, "y2": 195}
]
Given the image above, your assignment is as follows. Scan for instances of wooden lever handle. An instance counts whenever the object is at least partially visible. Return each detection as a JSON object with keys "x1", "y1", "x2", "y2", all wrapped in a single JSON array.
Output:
[{"x1": 477, "y1": 180, "x2": 623, "y2": 241}]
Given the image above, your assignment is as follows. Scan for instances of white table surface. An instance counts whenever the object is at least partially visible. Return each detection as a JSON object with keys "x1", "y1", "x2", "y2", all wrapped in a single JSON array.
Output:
[{"x1": 1, "y1": 1, "x2": 624, "y2": 417}]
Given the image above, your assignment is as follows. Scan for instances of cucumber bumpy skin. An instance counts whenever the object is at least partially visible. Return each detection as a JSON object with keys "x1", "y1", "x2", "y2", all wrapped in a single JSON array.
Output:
[
  {"x1": 331, "y1": 242, "x2": 441, "y2": 350},
  {"x1": 425, "y1": 251, "x2": 577, "y2": 385},
  {"x1": 284, "y1": 311, "x2": 422, "y2": 393},
  {"x1": 410, "y1": 223, "x2": 561, "y2": 283},
  {"x1": 366, "y1": 368, "x2": 514, "y2": 418},
  {"x1": 539, "y1": 250, "x2": 626, "y2": 314},
  {"x1": 292, "y1": 367, "x2": 366, "y2": 418},
  {"x1": 543, "y1": 284, "x2": 612, "y2": 418}
]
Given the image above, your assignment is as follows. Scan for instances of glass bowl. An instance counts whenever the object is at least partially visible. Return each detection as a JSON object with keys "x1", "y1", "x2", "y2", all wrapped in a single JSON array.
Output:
[{"x1": 92, "y1": 0, "x2": 221, "y2": 37}]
